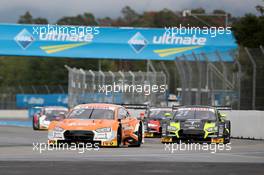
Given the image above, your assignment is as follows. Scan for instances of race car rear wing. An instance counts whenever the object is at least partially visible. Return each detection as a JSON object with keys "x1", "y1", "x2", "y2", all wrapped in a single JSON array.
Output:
[
  {"x1": 171, "y1": 105, "x2": 232, "y2": 110},
  {"x1": 119, "y1": 104, "x2": 149, "y2": 120},
  {"x1": 121, "y1": 104, "x2": 149, "y2": 110},
  {"x1": 213, "y1": 106, "x2": 232, "y2": 110},
  {"x1": 172, "y1": 105, "x2": 183, "y2": 110}
]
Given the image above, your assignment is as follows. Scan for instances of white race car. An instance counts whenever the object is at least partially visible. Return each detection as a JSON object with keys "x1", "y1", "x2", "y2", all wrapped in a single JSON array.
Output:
[{"x1": 32, "y1": 106, "x2": 68, "y2": 130}]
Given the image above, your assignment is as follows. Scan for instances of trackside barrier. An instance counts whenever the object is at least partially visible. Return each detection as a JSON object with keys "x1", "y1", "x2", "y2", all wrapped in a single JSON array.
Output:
[{"x1": 223, "y1": 110, "x2": 264, "y2": 140}]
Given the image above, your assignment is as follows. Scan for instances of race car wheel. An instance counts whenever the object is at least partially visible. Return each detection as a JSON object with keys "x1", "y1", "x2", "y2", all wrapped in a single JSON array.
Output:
[
  {"x1": 116, "y1": 125, "x2": 122, "y2": 147},
  {"x1": 32, "y1": 117, "x2": 38, "y2": 130},
  {"x1": 132, "y1": 122, "x2": 143, "y2": 147},
  {"x1": 224, "y1": 121, "x2": 231, "y2": 144}
]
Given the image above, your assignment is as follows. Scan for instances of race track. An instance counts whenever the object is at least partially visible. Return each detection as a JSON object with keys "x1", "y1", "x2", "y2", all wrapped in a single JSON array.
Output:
[{"x1": 0, "y1": 126, "x2": 263, "y2": 174}]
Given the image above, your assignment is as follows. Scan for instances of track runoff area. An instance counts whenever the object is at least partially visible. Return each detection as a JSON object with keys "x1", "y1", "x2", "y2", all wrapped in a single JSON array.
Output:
[{"x1": 0, "y1": 125, "x2": 263, "y2": 175}]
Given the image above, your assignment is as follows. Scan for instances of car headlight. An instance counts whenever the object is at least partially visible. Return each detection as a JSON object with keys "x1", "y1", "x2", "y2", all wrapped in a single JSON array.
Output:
[
  {"x1": 207, "y1": 126, "x2": 218, "y2": 132},
  {"x1": 53, "y1": 126, "x2": 64, "y2": 132},
  {"x1": 167, "y1": 126, "x2": 177, "y2": 131},
  {"x1": 96, "y1": 127, "x2": 111, "y2": 133}
]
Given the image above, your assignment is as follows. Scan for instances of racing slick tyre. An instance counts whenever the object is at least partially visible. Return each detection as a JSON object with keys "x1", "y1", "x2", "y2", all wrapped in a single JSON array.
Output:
[
  {"x1": 32, "y1": 117, "x2": 38, "y2": 130},
  {"x1": 131, "y1": 122, "x2": 143, "y2": 147},
  {"x1": 224, "y1": 121, "x2": 231, "y2": 144},
  {"x1": 116, "y1": 125, "x2": 122, "y2": 147}
]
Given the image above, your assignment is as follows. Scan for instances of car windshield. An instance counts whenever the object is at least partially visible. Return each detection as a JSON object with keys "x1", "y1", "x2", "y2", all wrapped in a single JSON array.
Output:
[
  {"x1": 149, "y1": 110, "x2": 173, "y2": 119},
  {"x1": 68, "y1": 108, "x2": 114, "y2": 120},
  {"x1": 173, "y1": 108, "x2": 216, "y2": 121},
  {"x1": 45, "y1": 110, "x2": 67, "y2": 120}
]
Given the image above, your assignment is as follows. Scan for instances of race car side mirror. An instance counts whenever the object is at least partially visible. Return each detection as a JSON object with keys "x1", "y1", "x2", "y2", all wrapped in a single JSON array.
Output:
[
  {"x1": 220, "y1": 113, "x2": 227, "y2": 119},
  {"x1": 164, "y1": 113, "x2": 172, "y2": 117},
  {"x1": 220, "y1": 113, "x2": 226, "y2": 117}
]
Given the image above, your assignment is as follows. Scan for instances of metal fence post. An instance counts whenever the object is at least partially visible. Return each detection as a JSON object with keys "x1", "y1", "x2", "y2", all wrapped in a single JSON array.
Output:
[
  {"x1": 148, "y1": 60, "x2": 156, "y2": 72},
  {"x1": 99, "y1": 70, "x2": 105, "y2": 85},
  {"x1": 118, "y1": 71, "x2": 125, "y2": 103},
  {"x1": 89, "y1": 70, "x2": 95, "y2": 92},
  {"x1": 109, "y1": 71, "x2": 115, "y2": 103},
  {"x1": 129, "y1": 71, "x2": 135, "y2": 104},
  {"x1": 192, "y1": 52, "x2": 202, "y2": 105},
  {"x1": 216, "y1": 51, "x2": 228, "y2": 90},
  {"x1": 245, "y1": 47, "x2": 256, "y2": 110},
  {"x1": 59, "y1": 85, "x2": 65, "y2": 94},
  {"x1": 99, "y1": 70, "x2": 105, "y2": 102},
  {"x1": 175, "y1": 57, "x2": 187, "y2": 105},
  {"x1": 183, "y1": 54, "x2": 193, "y2": 105},
  {"x1": 234, "y1": 58, "x2": 242, "y2": 110},
  {"x1": 201, "y1": 53, "x2": 210, "y2": 105},
  {"x1": 138, "y1": 71, "x2": 144, "y2": 82},
  {"x1": 80, "y1": 69, "x2": 86, "y2": 97},
  {"x1": 65, "y1": 65, "x2": 72, "y2": 106},
  {"x1": 161, "y1": 62, "x2": 170, "y2": 92}
]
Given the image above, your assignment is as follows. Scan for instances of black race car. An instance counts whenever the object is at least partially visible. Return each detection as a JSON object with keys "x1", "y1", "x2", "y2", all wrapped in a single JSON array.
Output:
[{"x1": 161, "y1": 105, "x2": 231, "y2": 144}]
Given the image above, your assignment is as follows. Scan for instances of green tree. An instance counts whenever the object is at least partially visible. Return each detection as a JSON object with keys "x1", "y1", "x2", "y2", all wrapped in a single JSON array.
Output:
[
  {"x1": 33, "y1": 17, "x2": 48, "y2": 24},
  {"x1": 121, "y1": 6, "x2": 139, "y2": 24},
  {"x1": 232, "y1": 14, "x2": 264, "y2": 47},
  {"x1": 153, "y1": 9, "x2": 179, "y2": 27},
  {"x1": 18, "y1": 11, "x2": 49, "y2": 24},
  {"x1": 191, "y1": 8, "x2": 206, "y2": 14},
  {"x1": 136, "y1": 12, "x2": 156, "y2": 27},
  {"x1": 213, "y1": 9, "x2": 226, "y2": 14},
  {"x1": 57, "y1": 13, "x2": 98, "y2": 25},
  {"x1": 97, "y1": 17, "x2": 113, "y2": 26},
  {"x1": 18, "y1": 11, "x2": 33, "y2": 24}
]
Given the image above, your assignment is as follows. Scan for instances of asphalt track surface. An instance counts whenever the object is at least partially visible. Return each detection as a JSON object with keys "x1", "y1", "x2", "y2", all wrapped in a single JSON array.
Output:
[{"x1": 0, "y1": 126, "x2": 263, "y2": 175}]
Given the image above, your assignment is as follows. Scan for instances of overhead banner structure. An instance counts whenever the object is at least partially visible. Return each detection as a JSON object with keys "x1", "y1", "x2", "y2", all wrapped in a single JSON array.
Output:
[{"x1": 0, "y1": 23, "x2": 237, "y2": 61}]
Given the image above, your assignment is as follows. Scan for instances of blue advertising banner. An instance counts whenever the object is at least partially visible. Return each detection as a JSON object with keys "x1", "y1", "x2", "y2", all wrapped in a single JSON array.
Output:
[
  {"x1": 16, "y1": 93, "x2": 123, "y2": 108},
  {"x1": 17, "y1": 93, "x2": 123, "y2": 117},
  {"x1": 0, "y1": 23, "x2": 237, "y2": 61},
  {"x1": 16, "y1": 94, "x2": 68, "y2": 108}
]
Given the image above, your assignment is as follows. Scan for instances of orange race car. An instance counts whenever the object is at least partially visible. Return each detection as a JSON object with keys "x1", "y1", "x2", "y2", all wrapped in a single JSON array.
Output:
[{"x1": 48, "y1": 103, "x2": 144, "y2": 147}]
